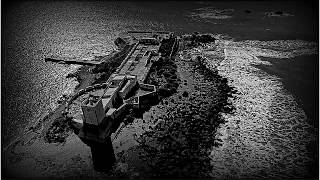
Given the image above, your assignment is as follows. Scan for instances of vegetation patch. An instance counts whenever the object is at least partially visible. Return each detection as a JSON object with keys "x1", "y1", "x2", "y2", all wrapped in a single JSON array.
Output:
[
  {"x1": 66, "y1": 66, "x2": 92, "y2": 90},
  {"x1": 145, "y1": 36, "x2": 180, "y2": 100},
  {"x1": 184, "y1": 32, "x2": 216, "y2": 48},
  {"x1": 45, "y1": 116, "x2": 71, "y2": 143},
  {"x1": 146, "y1": 57, "x2": 180, "y2": 99},
  {"x1": 158, "y1": 37, "x2": 176, "y2": 57}
]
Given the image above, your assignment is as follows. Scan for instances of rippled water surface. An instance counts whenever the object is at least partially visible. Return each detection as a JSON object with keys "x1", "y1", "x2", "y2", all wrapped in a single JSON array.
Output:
[
  {"x1": 203, "y1": 40, "x2": 317, "y2": 178},
  {"x1": 2, "y1": 1, "x2": 318, "y2": 177},
  {"x1": 2, "y1": 1, "x2": 181, "y2": 146}
]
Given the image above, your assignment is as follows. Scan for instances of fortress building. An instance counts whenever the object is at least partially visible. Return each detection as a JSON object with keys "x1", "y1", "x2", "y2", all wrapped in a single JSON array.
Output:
[{"x1": 78, "y1": 32, "x2": 174, "y2": 144}]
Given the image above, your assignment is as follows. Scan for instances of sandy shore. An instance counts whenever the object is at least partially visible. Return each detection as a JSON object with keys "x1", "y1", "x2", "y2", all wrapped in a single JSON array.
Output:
[{"x1": 3, "y1": 35, "x2": 318, "y2": 179}]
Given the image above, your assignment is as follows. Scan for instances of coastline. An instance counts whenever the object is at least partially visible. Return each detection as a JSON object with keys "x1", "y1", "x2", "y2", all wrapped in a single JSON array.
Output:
[
  {"x1": 3, "y1": 34, "x2": 318, "y2": 178},
  {"x1": 3, "y1": 34, "x2": 232, "y2": 178},
  {"x1": 3, "y1": 61, "x2": 103, "y2": 178},
  {"x1": 254, "y1": 54, "x2": 319, "y2": 177},
  {"x1": 107, "y1": 39, "x2": 234, "y2": 177},
  {"x1": 207, "y1": 38, "x2": 318, "y2": 178},
  {"x1": 255, "y1": 55, "x2": 318, "y2": 127}
]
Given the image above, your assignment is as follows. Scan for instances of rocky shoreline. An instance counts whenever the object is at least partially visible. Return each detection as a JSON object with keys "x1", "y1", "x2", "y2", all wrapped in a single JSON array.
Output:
[
  {"x1": 103, "y1": 35, "x2": 236, "y2": 178},
  {"x1": 122, "y1": 49, "x2": 235, "y2": 178},
  {"x1": 3, "y1": 34, "x2": 318, "y2": 179},
  {"x1": 4, "y1": 33, "x2": 231, "y2": 177}
]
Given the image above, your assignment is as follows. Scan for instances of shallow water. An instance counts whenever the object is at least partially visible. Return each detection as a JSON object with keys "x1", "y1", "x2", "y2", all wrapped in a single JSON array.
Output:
[
  {"x1": 2, "y1": 1, "x2": 317, "y2": 146},
  {"x1": 203, "y1": 39, "x2": 318, "y2": 178},
  {"x1": 256, "y1": 55, "x2": 319, "y2": 127},
  {"x1": 2, "y1": 1, "x2": 318, "y2": 178}
]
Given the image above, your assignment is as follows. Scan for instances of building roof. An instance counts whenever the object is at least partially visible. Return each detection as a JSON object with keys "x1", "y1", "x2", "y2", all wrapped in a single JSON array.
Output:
[
  {"x1": 113, "y1": 75, "x2": 126, "y2": 81},
  {"x1": 103, "y1": 87, "x2": 118, "y2": 97}
]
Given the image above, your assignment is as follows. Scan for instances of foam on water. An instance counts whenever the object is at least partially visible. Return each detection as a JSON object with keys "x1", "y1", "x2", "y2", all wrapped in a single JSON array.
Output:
[{"x1": 201, "y1": 39, "x2": 317, "y2": 178}]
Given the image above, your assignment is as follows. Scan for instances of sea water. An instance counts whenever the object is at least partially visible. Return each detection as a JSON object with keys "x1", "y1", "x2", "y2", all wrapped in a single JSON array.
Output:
[{"x1": 2, "y1": 1, "x2": 317, "y2": 176}]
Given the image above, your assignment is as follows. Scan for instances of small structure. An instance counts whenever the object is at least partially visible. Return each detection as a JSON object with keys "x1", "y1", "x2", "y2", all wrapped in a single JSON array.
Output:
[
  {"x1": 119, "y1": 75, "x2": 137, "y2": 99},
  {"x1": 81, "y1": 95, "x2": 105, "y2": 126},
  {"x1": 139, "y1": 37, "x2": 159, "y2": 45}
]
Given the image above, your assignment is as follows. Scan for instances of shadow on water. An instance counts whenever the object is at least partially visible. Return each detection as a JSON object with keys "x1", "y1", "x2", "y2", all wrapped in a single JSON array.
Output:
[{"x1": 254, "y1": 55, "x2": 319, "y2": 127}]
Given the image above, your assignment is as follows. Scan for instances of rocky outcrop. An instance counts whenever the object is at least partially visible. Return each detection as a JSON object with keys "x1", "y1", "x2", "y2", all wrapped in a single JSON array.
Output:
[
  {"x1": 183, "y1": 33, "x2": 216, "y2": 48},
  {"x1": 114, "y1": 37, "x2": 128, "y2": 49},
  {"x1": 191, "y1": 33, "x2": 216, "y2": 43}
]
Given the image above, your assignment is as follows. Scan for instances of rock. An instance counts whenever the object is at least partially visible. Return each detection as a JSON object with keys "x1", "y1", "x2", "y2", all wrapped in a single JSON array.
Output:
[
  {"x1": 182, "y1": 91, "x2": 189, "y2": 98},
  {"x1": 57, "y1": 99, "x2": 63, "y2": 104},
  {"x1": 157, "y1": 87, "x2": 171, "y2": 97},
  {"x1": 193, "y1": 115, "x2": 201, "y2": 120},
  {"x1": 114, "y1": 37, "x2": 128, "y2": 49},
  {"x1": 132, "y1": 172, "x2": 140, "y2": 178},
  {"x1": 66, "y1": 73, "x2": 76, "y2": 78}
]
